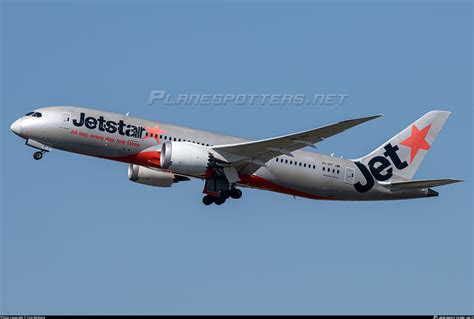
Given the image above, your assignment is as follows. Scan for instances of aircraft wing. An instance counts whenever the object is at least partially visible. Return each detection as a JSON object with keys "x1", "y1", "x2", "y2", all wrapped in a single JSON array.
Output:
[
  {"x1": 212, "y1": 114, "x2": 382, "y2": 174},
  {"x1": 379, "y1": 178, "x2": 463, "y2": 191}
]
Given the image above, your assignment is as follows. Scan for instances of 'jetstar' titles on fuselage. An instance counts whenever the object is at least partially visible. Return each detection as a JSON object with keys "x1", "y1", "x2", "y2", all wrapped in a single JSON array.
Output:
[
  {"x1": 72, "y1": 112, "x2": 145, "y2": 138},
  {"x1": 354, "y1": 143, "x2": 408, "y2": 193}
]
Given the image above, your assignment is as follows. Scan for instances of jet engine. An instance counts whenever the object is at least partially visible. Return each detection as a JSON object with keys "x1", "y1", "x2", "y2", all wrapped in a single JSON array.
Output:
[
  {"x1": 160, "y1": 141, "x2": 212, "y2": 175},
  {"x1": 128, "y1": 164, "x2": 189, "y2": 187}
]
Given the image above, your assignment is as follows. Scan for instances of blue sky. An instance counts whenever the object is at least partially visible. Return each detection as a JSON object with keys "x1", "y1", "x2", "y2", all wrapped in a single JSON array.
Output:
[{"x1": 1, "y1": 0, "x2": 472, "y2": 314}]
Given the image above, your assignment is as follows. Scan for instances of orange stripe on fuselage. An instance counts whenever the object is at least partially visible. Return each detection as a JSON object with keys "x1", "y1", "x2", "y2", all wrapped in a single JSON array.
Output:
[{"x1": 101, "y1": 151, "x2": 162, "y2": 168}]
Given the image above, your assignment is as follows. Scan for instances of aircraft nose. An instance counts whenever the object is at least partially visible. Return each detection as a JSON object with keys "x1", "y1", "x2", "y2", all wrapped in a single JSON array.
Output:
[{"x1": 10, "y1": 119, "x2": 22, "y2": 136}]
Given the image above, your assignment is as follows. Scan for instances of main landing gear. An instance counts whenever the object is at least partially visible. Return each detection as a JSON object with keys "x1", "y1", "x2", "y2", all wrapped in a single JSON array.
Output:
[
  {"x1": 202, "y1": 188, "x2": 243, "y2": 206},
  {"x1": 230, "y1": 188, "x2": 242, "y2": 199},
  {"x1": 202, "y1": 174, "x2": 243, "y2": 206},
  {"x1": 33, "y1": 151, "x2": 45, "y2": 160}
]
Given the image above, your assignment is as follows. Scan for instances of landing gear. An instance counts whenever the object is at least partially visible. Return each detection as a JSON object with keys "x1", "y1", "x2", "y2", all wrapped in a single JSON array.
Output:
[
  {"x1": 230, "y1": 188, "x2": 242, "y2": 199},
  {"x1": 220, "y1": 190, "x2": 231, "y2": 199},
  {"x1": 26, "y1": 139, "x2": 51, "y2": 160},
  {"x1": 201, "y1": 188, "x2": 243, "y2": 206},
  {"x1": 214, "y1": 198, "x2": 226, "y2": 205},
  {"x1": 202, "y1": 194, "x2": 228, "y2": 206},
  {"x1": 202, "y1": 195, "x2": 215, "y2": 206},
  {"x1": 33, "y1": 151, "x2": 44, "y2": 160},
  {"x1": 202, "y1": 171, "x2": 243, "y2": 205}
]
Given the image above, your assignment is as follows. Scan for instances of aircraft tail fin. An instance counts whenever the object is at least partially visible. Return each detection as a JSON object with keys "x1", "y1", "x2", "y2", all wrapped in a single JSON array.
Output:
[{"x1": 355, "y1": 110, "x2": 451, "y2": 181}]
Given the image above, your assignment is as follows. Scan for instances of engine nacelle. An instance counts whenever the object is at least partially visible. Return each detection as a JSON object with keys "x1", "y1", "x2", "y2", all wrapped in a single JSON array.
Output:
[
  {"x1": 128, "y1": 164, "x2": 176, "y2": 187},
  {"x1": 160, "y1": 141, "x2": 210, "y2": 175}
]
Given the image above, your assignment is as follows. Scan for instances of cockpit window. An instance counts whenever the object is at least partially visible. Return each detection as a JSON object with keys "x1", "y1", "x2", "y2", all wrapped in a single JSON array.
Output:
[{"x1": 24, "y1": 111, "x2": 42, "y2": 117}]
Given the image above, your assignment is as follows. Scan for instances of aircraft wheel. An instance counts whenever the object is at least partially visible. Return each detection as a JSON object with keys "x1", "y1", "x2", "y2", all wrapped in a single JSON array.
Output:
[
  {"x1": 33, "y1": 151, "x2": 43, "y2": 160},
  {"x1": 202, "y1": 195, "x2": 215, "y2": 206},
  {"x1": 214, "y1": 198, "x2": 226, "y2": 205},
  {"x1": 220, "y1": 190, "x2": 231, "y2": 199},
  {"x1": 230, "y1": 189, "x2": 242, "y2": 199}
]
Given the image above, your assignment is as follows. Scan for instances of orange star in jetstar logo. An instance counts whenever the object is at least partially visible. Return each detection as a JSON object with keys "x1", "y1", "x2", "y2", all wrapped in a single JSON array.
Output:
[
  {"x1": 399, "y1": 124, "x2": 431, "y2": 163},
  {"x1": 144, "y1": 126, "x2": 167, "y2": 144}
]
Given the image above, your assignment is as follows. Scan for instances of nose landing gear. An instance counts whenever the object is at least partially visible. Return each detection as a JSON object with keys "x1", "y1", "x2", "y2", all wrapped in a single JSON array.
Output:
[
  {"x1": 33, "y1": 151, "x2": 44, "y2": 160},
  {"x1": 26, "y1": 139, "x2": 51, "y2": 161}
]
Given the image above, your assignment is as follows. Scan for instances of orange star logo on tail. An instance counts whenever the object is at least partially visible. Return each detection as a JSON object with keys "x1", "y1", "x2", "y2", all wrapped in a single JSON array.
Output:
[
  {"x1": 144, "y1": 126, "x2": 167, "y2": 144},
  {"x1": 399, "y1": 124, "x2": 431, "y2": 163}
]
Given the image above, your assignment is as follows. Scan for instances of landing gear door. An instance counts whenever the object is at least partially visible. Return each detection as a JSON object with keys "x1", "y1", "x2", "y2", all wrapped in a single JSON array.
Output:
[
  {"x1": 60, "y1": 112, "x2": 71, "y2": 129},
  {"x1": 344, "y1": 167, "x2": 355, "y2": 184}
]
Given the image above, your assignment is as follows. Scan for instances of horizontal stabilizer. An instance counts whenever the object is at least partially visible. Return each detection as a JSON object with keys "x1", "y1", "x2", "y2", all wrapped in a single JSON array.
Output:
[{"x1": 379, "y1": 178, "x2": 463, "y2": 191}]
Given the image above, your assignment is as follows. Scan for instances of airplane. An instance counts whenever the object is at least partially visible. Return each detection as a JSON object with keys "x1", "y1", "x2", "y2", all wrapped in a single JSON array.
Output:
[{"x1": 10, "y1": 106, "x2": 462, "y2": 205}]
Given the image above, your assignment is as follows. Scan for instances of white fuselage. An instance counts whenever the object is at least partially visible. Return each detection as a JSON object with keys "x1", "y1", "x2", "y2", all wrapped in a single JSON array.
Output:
[{"x1": 10, "y1": 106, "x2": 435, "y2": 201}]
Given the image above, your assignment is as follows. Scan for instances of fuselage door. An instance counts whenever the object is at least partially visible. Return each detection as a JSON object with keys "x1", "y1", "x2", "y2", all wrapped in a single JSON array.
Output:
[
  {"x1": 344, "y1": 167, "x2": 355, "y2": 184},
  {"x1": 60, "y1": 112, "x2": 71, "y2": 129}
]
